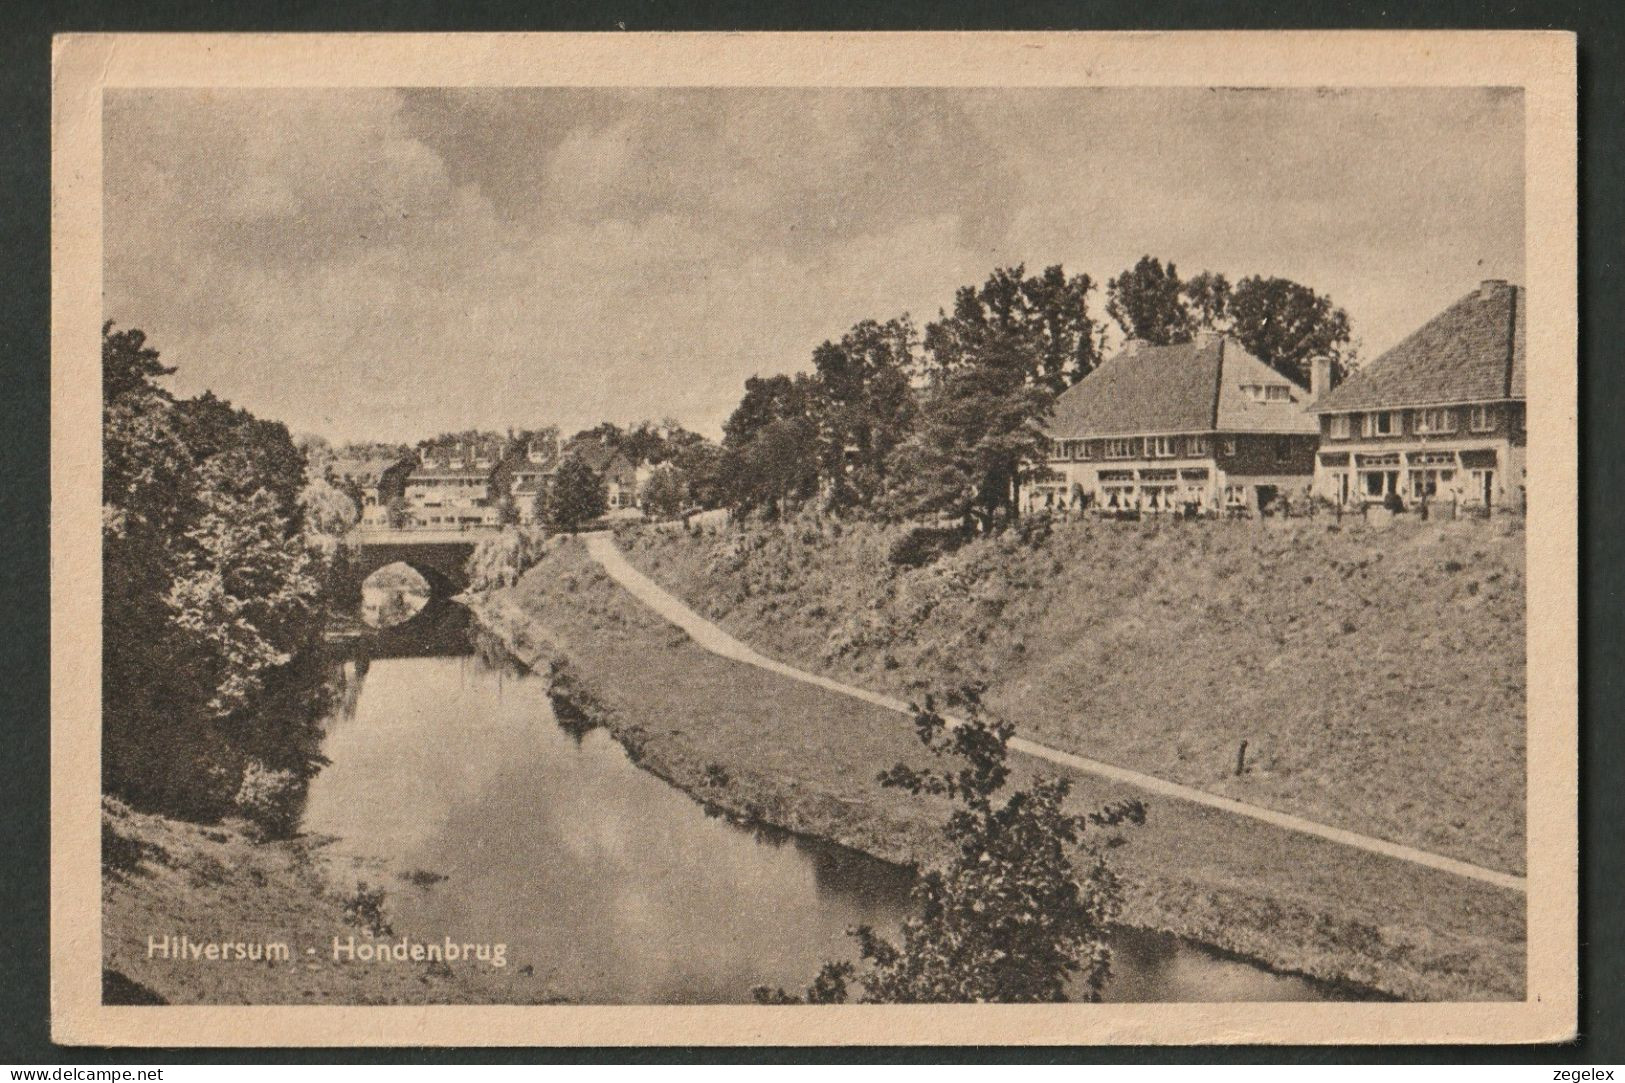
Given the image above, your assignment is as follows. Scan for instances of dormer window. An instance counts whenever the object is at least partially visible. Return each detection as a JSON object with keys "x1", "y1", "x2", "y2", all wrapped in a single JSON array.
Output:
[{"x1": 1243, "y1": 384, "x2": 1293, "y2": 404}]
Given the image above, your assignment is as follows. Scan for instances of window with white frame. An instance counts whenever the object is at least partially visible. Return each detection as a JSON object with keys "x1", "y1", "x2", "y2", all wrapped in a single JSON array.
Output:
[
  {"x1": 1243, "y1": 384, "x2": 1293, "y2": 404},
  {"x1": 1469, "y1": 404, "x2": 1495, "y2": 432},
  {"x1": 1104, "y1": 438, "x2": 1135, "y2": 459},
  {"x1": 1221, "y1": 436, "x2": 1237, "y2": 455},
  {"x1": 1363, "y1": 411, "x2": 1400, "y2": 437},
  {"x1": 1147, "y1": 436, "x2": 1177, "y2": 458},
  {"x1": 1328, "y1": 414, "x2": 1352, "y2": 439},
  {"x1": 1185, "y1": 435, "x2": 1210, "y2": 456},
  {"x1": 1416, "y1": 408, "x2": 1456, "y2": 434}
]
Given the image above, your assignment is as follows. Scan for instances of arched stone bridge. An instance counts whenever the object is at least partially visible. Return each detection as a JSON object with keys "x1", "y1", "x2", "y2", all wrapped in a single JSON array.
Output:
[{"x1": 342, "y1": 528, "x2": 492, "y2": 599}]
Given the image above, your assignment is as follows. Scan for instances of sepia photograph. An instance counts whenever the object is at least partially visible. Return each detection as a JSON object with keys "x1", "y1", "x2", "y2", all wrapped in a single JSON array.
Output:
[{"x1": 49, "y1": 32, "x2": 1578, "y2": 1046}]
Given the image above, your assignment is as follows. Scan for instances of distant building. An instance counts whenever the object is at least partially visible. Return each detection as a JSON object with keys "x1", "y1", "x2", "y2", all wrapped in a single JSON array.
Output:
[
  {"x1": 404, "y1": 442, "x2": 503, "y2": 528},
  {"x1": 568, "y1": 443, "x2": 642, "y2": 513},
  {"x1": 506, "y1": 435, "x2": 559, "y2": 526},
  {"x1": 329, "y1": 455, "x2": 412, "y2": 528},
  {"x1": 1031, "y1": 332, "x2": 1321, "y2": 515},
  {"x1": 1310, "y1": 280, "x2": 1525, "y2": 511}
]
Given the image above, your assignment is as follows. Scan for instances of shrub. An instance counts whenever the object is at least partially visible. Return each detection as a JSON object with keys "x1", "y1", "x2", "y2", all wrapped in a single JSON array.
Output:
[
  {"x1": 233, "y1": 760, "x2": 305, "y2": 839},
  {"x1": 754, "y1": 690, "x2": 1142, "y2": 1004},
  {"x1": 1383, "y1": 490, "x2": 1407, "y2": 514},
  {"x1": 342, "y1": 881, "x2": 394, "y2": 937},
  {"x1": 466, "y1": 527, "x2": 549, "y2": 591},
  {"x1": 887, "y1": 525, "x2": 967, "y2": 569}
]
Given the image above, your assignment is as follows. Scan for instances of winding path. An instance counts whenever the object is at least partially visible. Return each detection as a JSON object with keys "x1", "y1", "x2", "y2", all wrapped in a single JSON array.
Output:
[{"x1": 582, "y1": 532, "x2": 1526, "y2": 895}]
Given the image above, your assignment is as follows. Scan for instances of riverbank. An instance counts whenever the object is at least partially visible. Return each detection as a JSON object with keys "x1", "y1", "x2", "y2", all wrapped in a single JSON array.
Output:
[
  {"x1": 468, "y1": 538, "x2": 1525, "y2": 1001},
  {"x1": 101, "y1": 798, "x2": 567, "y2": 1004}
]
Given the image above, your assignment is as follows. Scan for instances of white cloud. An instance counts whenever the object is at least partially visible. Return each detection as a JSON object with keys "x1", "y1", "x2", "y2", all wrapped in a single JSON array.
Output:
[{"x1": 103, "y1": 86, "x2": 1523, "y2": 443}]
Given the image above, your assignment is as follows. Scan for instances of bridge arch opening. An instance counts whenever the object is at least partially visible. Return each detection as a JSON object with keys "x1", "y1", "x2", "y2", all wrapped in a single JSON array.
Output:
[{"x1": 360, "y1": 562, "x2": 432, "y2": 628}]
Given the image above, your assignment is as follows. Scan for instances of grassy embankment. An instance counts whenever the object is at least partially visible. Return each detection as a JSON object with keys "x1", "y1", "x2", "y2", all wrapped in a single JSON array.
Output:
[
  {"x1": 619, "y1": 513, "x2": 1526, "y2": 876},
  {"x1": 472, "y1": 529, "x2": 1525, "y2": 1001},
  {"x1": 102, "y1": 799, "x2": 565, "y2": 1004}
]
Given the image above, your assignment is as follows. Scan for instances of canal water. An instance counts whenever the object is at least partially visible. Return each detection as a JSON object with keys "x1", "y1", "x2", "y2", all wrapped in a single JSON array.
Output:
[{"x1": 303, "y1": 589, "x2": 1348, "y2": 1005}]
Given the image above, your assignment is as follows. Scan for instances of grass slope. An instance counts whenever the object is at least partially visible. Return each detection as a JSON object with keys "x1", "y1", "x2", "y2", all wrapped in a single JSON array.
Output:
[
  {"x1": 474, "y1": 540, "x2": 1524, "y2": 1000},
  {"x1": 619, "y1": 514, "x2": 1526, "y2": 875}
]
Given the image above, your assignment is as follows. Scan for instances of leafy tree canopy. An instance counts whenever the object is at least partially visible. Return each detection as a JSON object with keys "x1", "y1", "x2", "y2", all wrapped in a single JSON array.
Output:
[
  {"x1": 542, "y1": 453, "x2": 608, "y2": 532},
  {"x1": 1105, "y1": 259, "x2": 1354, "y2": 385},
  {"x1": 1105, "y1": 256, "x2": 1194, "y2": 347}
]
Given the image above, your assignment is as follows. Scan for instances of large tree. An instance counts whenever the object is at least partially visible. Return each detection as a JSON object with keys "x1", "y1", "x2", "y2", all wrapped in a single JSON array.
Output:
[
  {"x1": 1182, "y1": 270, "x2": 1233, "y2": 331},
  {"x1": 924, "y1": 265, "x2": 1103, "y2": 393},
  {"x1": 1105, "y1": 256, "x2": 1193, "y2": 346},
  {"x1": 671, "y1": 439, "x2": 729, "y2": 510},
  {"x1": 808, "y1": 316, "x2": 919, "y2": 508},
  {"x1": 541, "y1": 453, "x2": 607, "y2": 533},
  {"x1": 102, "y1": 324, "x2": 326, "y2": 825},
  {"x1": 1226, "y1": 275, "x2": 1354, "y2": 386},
  {"x1": 726, "y1": 415, "x2": 820, "y2": 519},
  {"x1": 888, "y1": 267, "x2": 1063, "y2": 531},
  {"x1": 722, "y1": 373, "x2": 813, "y2": 449}
]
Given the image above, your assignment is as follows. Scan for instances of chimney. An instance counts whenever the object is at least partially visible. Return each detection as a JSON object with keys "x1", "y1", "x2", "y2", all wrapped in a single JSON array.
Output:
[
  {"x1": 1310, "y1": 356, "x2": 1334, "y2": 402},
  {"x1": 1194, "y1": 329, "x2": 1222, "y2": 346},
  {"x1": 1479, "y1": 278, "x2": 1508, "y2": 300},
  {"x1": 1120, "y1": 338, "x2": 1147, "y2": 357}
]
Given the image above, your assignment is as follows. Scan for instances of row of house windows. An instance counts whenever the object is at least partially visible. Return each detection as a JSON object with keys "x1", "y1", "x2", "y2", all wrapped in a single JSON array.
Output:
[
  {"x1": 1053, "y1": 435, "x2": 1223, "y2": 461},
  {"x1": 1049, "y1": 434, "x2": 1301, "y2": 462},
  {"x1": 1326, "y1": 404, "x2": 1516, "y2": 440}
]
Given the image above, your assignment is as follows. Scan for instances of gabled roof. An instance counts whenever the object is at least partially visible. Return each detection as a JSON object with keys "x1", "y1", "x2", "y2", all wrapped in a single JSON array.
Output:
[
  {"x1": 568, "y1": 442, "x2": 637, "y2": 478},
  {"x1": 1046, "y1": 335, "x2": 1316, "y2": 439},
  {"x1": 1313, "y1": 281, "x2": 1524, "y2": 413}
]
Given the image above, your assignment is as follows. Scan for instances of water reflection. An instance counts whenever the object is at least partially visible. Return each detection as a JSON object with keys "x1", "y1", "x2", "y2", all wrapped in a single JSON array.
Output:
[
  {"x1": 360, "y1": 563, "x2": 431, "y2": 629},
  {"x1": 306, "y1": 604, "x2": 1352, "y2": 1004}
]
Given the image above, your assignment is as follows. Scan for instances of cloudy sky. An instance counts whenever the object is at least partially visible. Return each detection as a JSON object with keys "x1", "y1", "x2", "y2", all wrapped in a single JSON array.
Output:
[{"x1": 103, "y1": 86, "x2": 1523, "y2": 443}]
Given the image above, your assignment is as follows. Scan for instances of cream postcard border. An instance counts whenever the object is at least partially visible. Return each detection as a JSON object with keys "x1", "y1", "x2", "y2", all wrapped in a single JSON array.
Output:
[{"x1": 50, "y1": 30, "x2": 1579, "y2": 1047}]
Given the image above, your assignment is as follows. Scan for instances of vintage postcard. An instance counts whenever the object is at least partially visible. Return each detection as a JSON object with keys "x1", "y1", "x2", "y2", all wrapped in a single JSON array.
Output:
[{"x1": 51, "y1": 31, "x2": 1577, "y2": 1046}]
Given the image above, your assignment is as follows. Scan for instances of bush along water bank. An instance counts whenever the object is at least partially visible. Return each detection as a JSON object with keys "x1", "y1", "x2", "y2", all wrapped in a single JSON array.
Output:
[{"x1": 466, "y1": 540, "x2": 1519, "y2": 1001}]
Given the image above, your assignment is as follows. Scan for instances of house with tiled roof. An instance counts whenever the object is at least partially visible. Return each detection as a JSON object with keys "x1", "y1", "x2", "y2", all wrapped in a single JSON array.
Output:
[
  {"x1": 1310, "y1": 280, "x2": 1525, "y2": 510},
  {"x1": 403, "y1": 441, "x2": 504, "y2": 528},
  {"x1": 1029, "y1": 332, "x2": 1322, "y2": 515},
  {"x1": 503, "y1": 434, "x2": 559, "y2": 525},
  {"x1": 567, "y1": 442, "x2": 642, "y2": 512}
]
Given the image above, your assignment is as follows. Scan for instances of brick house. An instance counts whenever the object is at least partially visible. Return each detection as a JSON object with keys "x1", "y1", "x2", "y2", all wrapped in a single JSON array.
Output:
[
  {"x1": 1310, "y1": 280, "x2": 1525, "y2": 511},
  {"x1": 1030, "y1": 332, "x2": 1321, "y2": 515}
]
